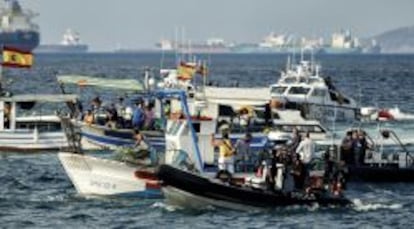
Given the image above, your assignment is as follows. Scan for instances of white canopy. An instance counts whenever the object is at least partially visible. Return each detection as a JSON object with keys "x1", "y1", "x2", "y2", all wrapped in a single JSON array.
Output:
[
  {"x1": 57, "y1": 75, "x2": 144, "y2": 91},
  {"x1": 0, "y1": 94, "x2": 78, "y2": 102}
]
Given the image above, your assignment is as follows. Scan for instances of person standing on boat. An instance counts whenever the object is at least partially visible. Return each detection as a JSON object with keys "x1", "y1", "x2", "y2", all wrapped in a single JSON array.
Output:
[
  {"x1": 83, "y1": 109, "x2": 95, "y2": 125},
  {"x1": 143, "y1": 103, "x2": 155, "y2": 130},
  {"x1": 351, "y1": 131, "x2": 361, "y2": 166},
  {"x1": 211, "y1": 132, "x2": 236, "y2": 174},
  {"x1": 234, "y1": 132, "x2": 252, "y2": 171},
  {"x1": 115, "y1": 97, "x2": 126, "y2": 116},
  {"x1": 105, "y1": 104, "x2": 118, "y2": 129},
  {"x1": 340, "y1": 131, "x2": 353, "y2": 164},
  {"x1": 239, "y1": 108, "x2": 250, "y2": 131},
  {"x1": 288, "y1": 127, "x2": 301, "y2": 153},
  {"x1": 290, "y1": 154, "x2": 306, "y2": 191},
  {"x1": 132, "y1": 100, "x2": 145, "y2": 129},
  {"x1": 115, "y1": 97, "x2": 126, "y2": 127},
  {"x1": 356, "y1": 131, "x2": 370, "y2": 165},
  {"x1": 3, "y1": 102, "x2": 11, "y2": 129},
  {"x1": 295, "y1": 132, "x2": 315, "y2": 165}
]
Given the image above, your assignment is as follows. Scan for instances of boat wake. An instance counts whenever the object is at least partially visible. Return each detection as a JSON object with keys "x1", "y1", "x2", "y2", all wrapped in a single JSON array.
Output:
[
  {"x1": 351, "y1": 198, "x2": 403, "y2": 212},
  {"x1": 151, "y1": 201, "x2": 183, "y2": 212}
]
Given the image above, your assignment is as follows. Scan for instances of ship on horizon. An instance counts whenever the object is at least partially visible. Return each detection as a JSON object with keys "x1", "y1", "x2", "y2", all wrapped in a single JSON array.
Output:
[
  {"x1": 0, "y1": 0, "x2": 40, "y2": 52},
  {"x1": 155, "y1": 38, "x2": 233, "y2": 54},
  {"x1": 35, "y1": 29, "x2": 88, "y2": 54}
]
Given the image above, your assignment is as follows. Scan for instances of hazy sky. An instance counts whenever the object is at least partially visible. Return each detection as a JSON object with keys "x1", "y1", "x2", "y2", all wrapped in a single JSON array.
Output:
[{"x1": 18, "y1": 0, "x2": 414, "y2": 51}]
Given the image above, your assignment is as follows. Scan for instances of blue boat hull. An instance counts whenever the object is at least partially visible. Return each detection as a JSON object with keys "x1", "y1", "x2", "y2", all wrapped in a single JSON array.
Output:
[{"x1": 0, "y1": 30, "x2": 40, "y2": 52}]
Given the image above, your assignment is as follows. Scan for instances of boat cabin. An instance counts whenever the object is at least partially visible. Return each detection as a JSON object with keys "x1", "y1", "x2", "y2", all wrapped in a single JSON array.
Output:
[
  {"x1": 165, "y1": 117, "x2": 217, "y2": 168},
  {"x1": 0, "y1": 94, "x2": 77, "y2": 131},
  {"x1": 0, "y1": 93, "x2": 78, "y2": 151}
]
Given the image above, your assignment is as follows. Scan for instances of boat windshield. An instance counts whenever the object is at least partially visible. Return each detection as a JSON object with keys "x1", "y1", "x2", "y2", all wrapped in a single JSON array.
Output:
[
  {"x1": 274, "y1": 124, "x2": 326, "y2": 133},
  {"x1": 288, "y1": 87, "x2": 310, "y2": 95},
  {"x1": 270, "y1": 86, "x2": 287, "y2": 95},
  {"x1": 311, "y1": 88, "x2": 327, "y2": 97},
  {"x1": 308, "y1": 78, "x2": 322, "y2": 84},
  {"x1": 281, "y1": 77, "x2": 297, "y2": 84}
]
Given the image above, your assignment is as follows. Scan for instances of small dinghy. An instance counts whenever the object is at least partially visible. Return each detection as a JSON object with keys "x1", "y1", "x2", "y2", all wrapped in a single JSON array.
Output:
[{"x1": 158, "y1": 164, "x2": 352, "y2": 210}]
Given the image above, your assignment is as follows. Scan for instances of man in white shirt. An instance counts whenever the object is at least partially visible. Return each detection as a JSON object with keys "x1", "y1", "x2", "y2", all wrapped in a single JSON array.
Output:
[{"x1": 295, "y1": 132, "x2": 315, "y2": 164}]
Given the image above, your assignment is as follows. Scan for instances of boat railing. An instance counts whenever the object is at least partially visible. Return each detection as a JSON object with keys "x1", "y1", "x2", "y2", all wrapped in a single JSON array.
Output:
[
  {"x1": 380, "y1": 129, "x2": 414, "y2": 166},
  {"x1": 59, "y1": 115, "x2": 82, "y2": 154}
]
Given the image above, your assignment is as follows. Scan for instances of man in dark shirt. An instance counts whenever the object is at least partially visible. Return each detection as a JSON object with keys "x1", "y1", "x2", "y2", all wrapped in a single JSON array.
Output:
[{"x1": 291, "y1": 154, "x2": 306, "y2": 191}]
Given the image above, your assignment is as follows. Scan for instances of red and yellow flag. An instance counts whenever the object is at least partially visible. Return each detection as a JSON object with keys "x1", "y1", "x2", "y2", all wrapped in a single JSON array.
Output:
[
  {"x1": 2, "y1": 47, "x2": 33, "y2": 68},
  {"x1": 177, "y1": 62, "x2": 196, "y2": 80}
]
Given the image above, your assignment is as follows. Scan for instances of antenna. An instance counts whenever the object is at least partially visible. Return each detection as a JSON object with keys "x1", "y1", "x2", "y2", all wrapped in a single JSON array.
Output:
[
  {"x1": 300, "y1": 47, "x2": 304, "y2": 62},
  {"x1": 181, "y1": 26, "x2": 185, "y2": 61},
  {"x1": 174, "y1": 26, "x2": 179, "y2": 66}
]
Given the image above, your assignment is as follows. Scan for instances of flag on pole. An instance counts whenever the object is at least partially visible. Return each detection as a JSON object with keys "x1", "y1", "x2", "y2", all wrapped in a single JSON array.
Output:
[
  {"x1": 177, "y1": 61, "x2": 196, "y2": 80},
  {"x1": 2, "y1": 47, "x2": 33, "y2": 68}
]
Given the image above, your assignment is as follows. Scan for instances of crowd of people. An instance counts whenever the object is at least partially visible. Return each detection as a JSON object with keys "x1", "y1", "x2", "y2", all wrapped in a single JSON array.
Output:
[
  {"x1": 81, "y1": 96, "x2": 157, "y2": 131},
  {"x1": 340, "y1": 130, "x2": 371, "y2": 166},
  {"x1": 211, "y1": 127, "x2": 352, "y2": 196}
]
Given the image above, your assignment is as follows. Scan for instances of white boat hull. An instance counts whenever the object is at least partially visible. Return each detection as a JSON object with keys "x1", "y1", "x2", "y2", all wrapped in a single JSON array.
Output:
[
  {"x1": 0, "y1": 130, "x2": 67, "y2": 151},
  {"x1": 204, "y1": 86, "x2": 270, "y2": 106},
  {"x1": 58, "y1": 152, "x2": 161, "y2": 198}
]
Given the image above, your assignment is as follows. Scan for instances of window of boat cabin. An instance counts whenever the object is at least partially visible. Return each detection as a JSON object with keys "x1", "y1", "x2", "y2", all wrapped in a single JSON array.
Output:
[
  {"x1": 16, "y1": 122, "x2": 61, "y2": 132},
  {"x1": 311, "y1": 88, "x2": 327, "y2": 98},
  {"x1": 270, "y1": 86, "x2": 287, "y2": 95},
  {"x1": 298, "y1": 125, "x2": 326, "y2": 133},
  {"x1": 288, "y1": 87, "x2": 310, "y2": 95},
  {"x1": 191, "y1": 122, "x2": 201, "y2": 133}
]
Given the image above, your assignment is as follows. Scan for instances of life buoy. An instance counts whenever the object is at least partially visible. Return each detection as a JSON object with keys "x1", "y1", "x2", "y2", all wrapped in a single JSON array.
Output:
[{"x1": 378, "y1": 109, "x2": 394, "y2": 120}]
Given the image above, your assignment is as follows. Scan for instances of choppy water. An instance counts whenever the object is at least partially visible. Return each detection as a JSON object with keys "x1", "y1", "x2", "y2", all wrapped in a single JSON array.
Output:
[{"x1": 2, "y1": 53, "x2": 414, "y2": 228}]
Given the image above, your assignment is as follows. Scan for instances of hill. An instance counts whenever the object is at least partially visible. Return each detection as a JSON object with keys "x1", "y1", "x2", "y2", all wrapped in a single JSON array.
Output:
[{"x1": 373, "y1": 26, "x2": 414, "y2": 53}]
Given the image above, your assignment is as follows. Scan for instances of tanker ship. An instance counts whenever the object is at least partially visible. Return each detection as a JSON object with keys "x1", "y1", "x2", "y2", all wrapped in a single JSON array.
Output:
[
  {"x1": 0, "y1": 0, "x2": 40, "y2": 52},
  {"x1": 35, "y1": 29, "x2": 88, "y2": 53}
]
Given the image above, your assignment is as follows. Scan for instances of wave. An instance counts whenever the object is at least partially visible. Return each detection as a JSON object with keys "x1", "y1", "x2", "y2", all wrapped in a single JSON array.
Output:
[
  {"x1": 151, "y1": 201, "x2": 182, "y2": 212},
  {"x1": 352, "y1": 198, "x2": 403, "y2": 211}
]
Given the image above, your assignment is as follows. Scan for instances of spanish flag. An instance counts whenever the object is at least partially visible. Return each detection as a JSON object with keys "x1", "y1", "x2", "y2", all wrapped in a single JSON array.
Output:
[
  {"x1": 2, "y1": 47, "x2": 33, "y2": 68},
  {"x1": 177, "y1": 62, "x2": 196, "y2": 80}
]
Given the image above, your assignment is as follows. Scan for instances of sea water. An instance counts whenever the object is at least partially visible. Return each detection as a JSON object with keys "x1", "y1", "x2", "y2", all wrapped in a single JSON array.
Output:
[{"x1": 1, "y1": 53, "x2": 414, "y2": 228}]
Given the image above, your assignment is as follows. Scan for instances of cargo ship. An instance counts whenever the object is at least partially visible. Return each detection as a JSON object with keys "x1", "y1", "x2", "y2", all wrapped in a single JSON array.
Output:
[
  {"x1": 320, "y1": 30, "x2": 362, "y2": 54},
  {"x1": 0, "y1": 0, "x2": 40, "y2": 52},
  {"x1": 155, "y1": 38, "x2": 232, "y2": 54},
  {"x1": 231, "y1": 33, "x2": 323, "y2": 54},
  {"x1": 35, "y1": 29, "x2": 88, "y2": 53}
]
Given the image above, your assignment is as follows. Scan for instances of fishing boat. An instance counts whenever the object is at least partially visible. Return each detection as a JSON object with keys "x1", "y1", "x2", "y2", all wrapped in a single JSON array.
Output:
[
  {"x1": 58, "y1": 89, "x2": 226, "y2": 196},
  {"x1": 58, "y1": 72, "x2": 269, "y2": 152},
  {"x1": 58, "y1": 152, "x2": 162, "y2": 197},
  {"x1": 156, "y1": 91, "x2": 351, "y2": 210},
  {"x1": 57, "y1": 74, "x2": 166, "y2": 151},
  {"x1": 0, "y1": 93, "x2": 78, "y2": 151}
]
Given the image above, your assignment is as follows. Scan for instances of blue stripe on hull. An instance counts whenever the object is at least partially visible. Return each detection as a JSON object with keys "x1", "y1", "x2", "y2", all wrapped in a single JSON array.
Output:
[
  {"x1": 82, "y1": 132, "x2": 165, "y2": 151},
  {"x1": 116, "y1": 189, "x2": 162, "y2": 199}
]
